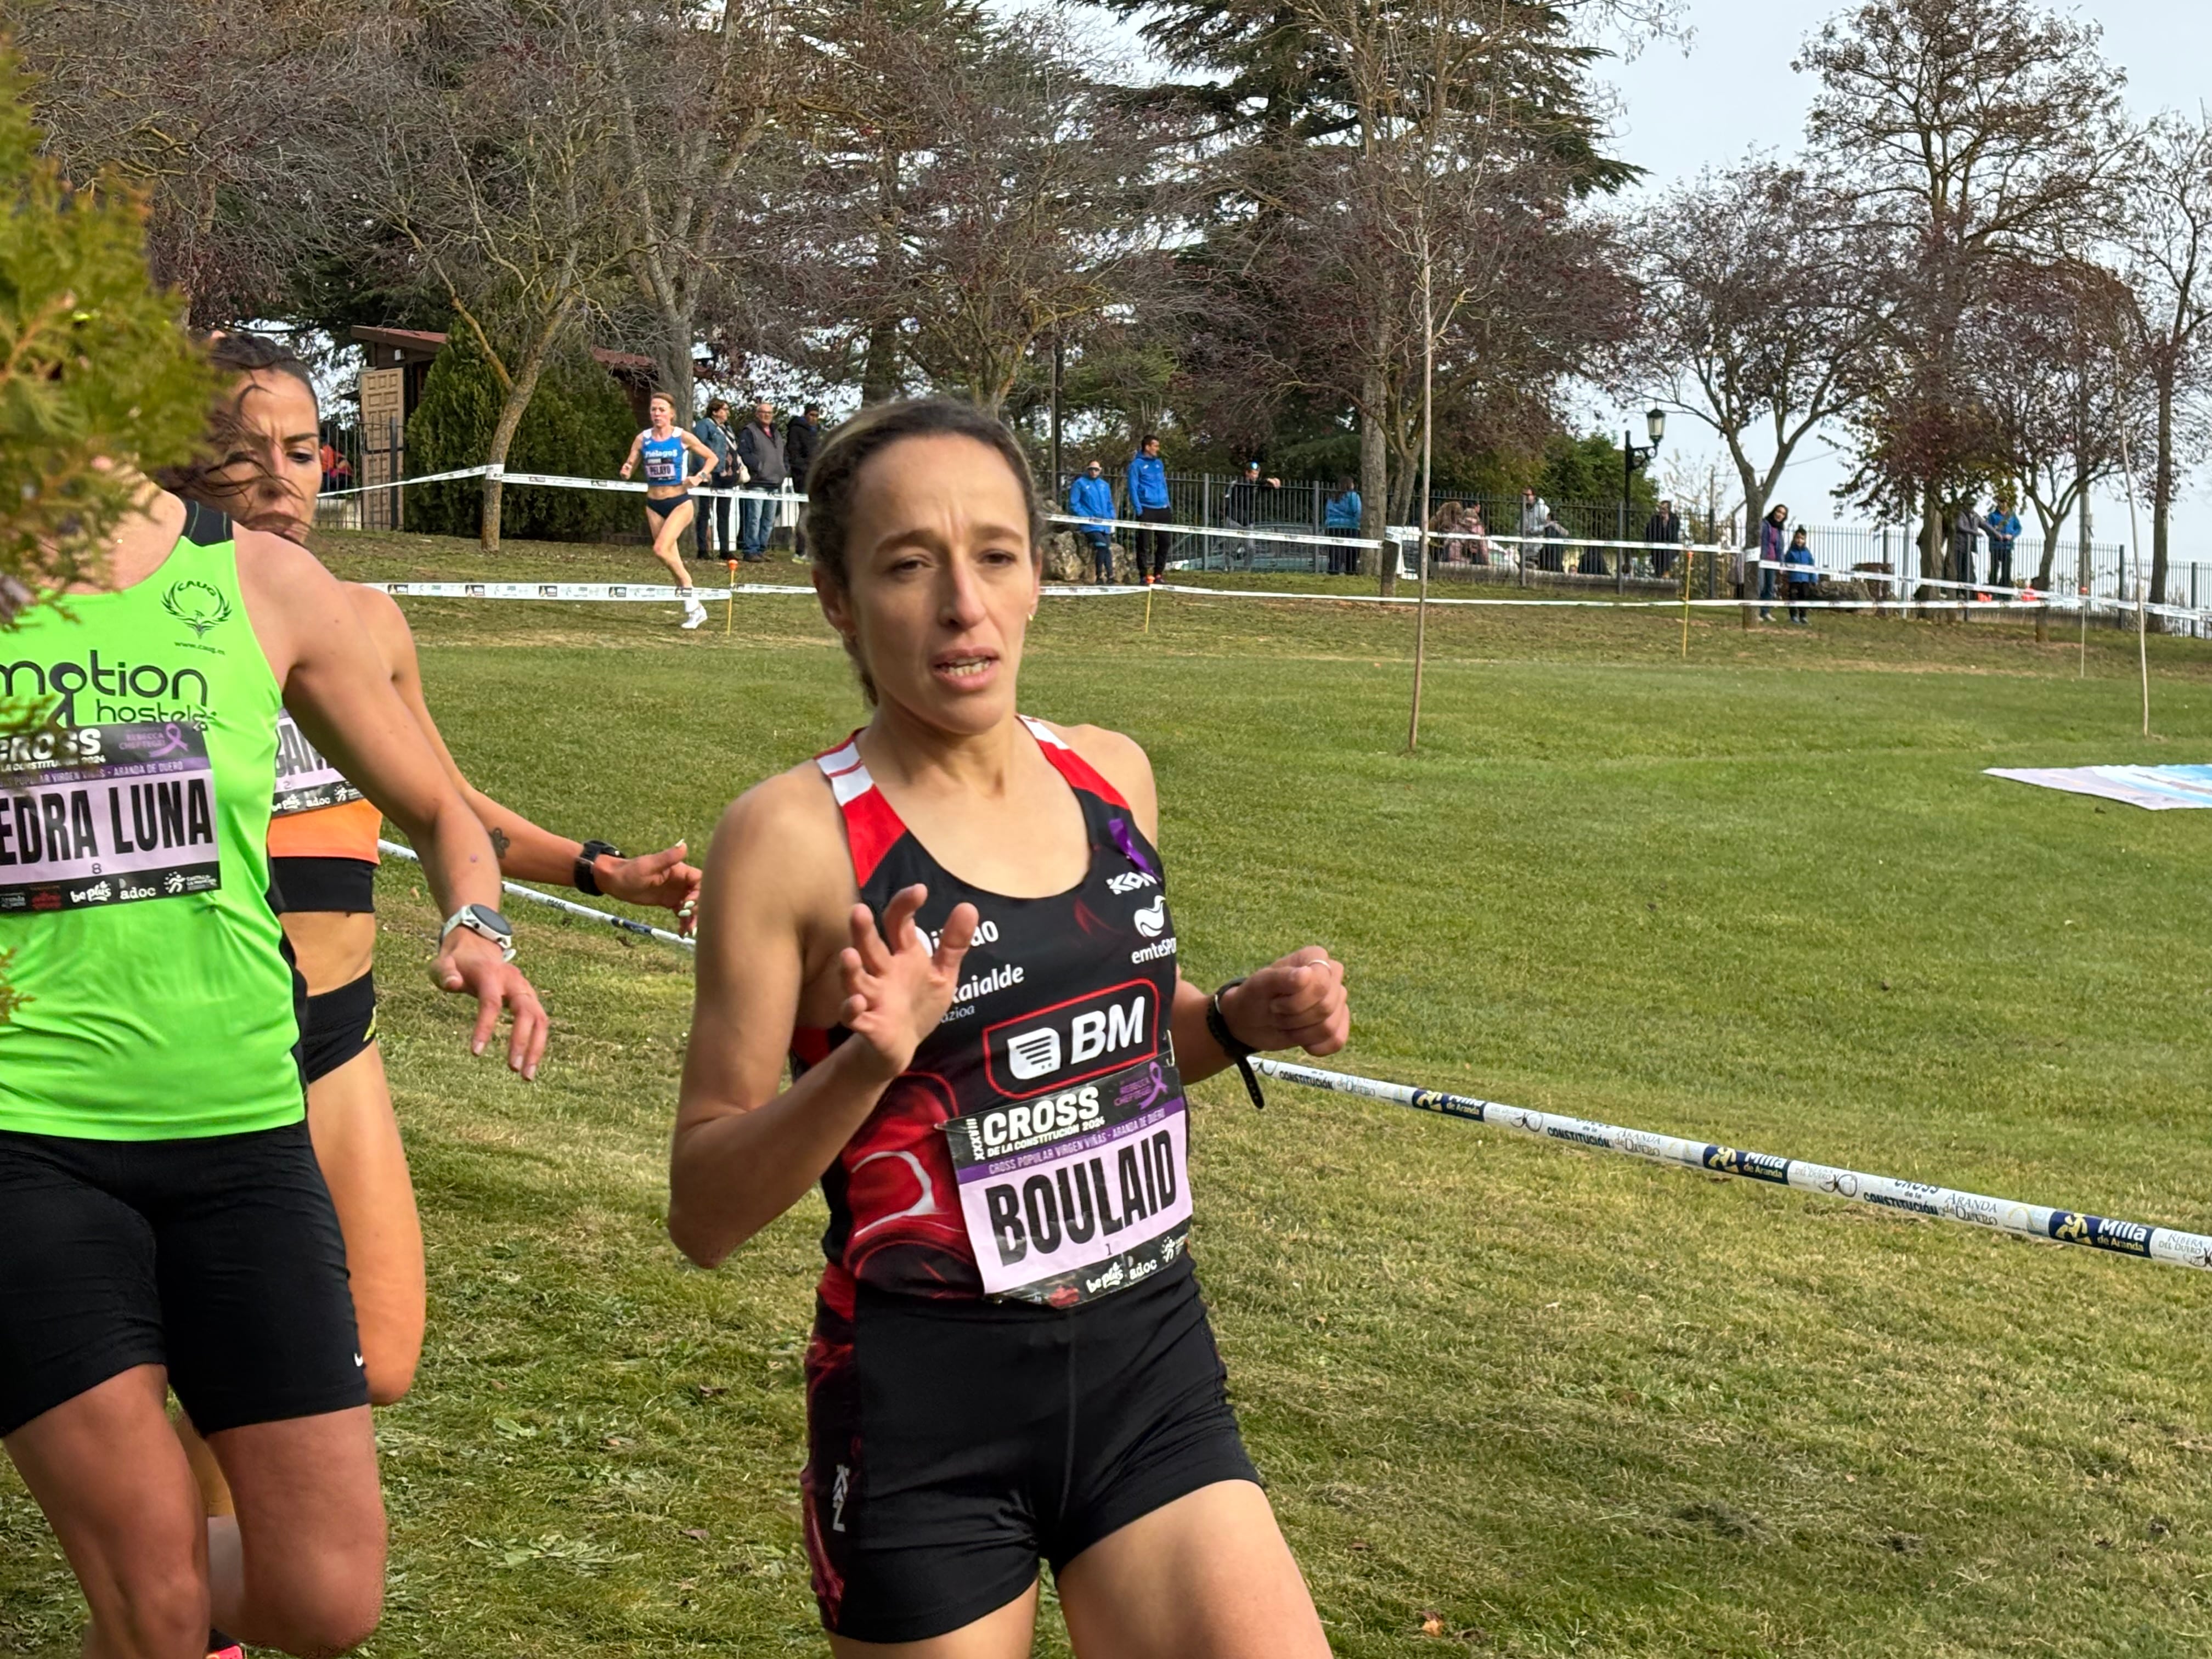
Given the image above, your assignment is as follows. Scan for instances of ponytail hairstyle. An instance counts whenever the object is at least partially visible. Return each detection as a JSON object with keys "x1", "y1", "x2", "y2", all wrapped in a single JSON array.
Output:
[{"x1": 803, "y1": 399, "x2": 1045, "y2": 704}]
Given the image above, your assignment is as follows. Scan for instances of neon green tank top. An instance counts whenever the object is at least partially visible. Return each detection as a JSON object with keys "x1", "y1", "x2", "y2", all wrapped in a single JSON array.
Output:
[{"x1": 0, "y1": 501, "x2": 302, "y2": 1139}]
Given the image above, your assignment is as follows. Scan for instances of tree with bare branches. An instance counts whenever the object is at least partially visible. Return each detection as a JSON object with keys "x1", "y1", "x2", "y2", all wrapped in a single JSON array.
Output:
[
  {"x1": 1967, "y1": 256, "x2": 2139, "y2": 588},
  {"x1": 2113, "y1": 111, "x2": 2212, "y2": 607},
  {"x1": 354, "y1": 2, "x2": 637, "y2": 550},
  {"x1": 598, "y1": 0, "x2": 788, "y2": 420},
  {"x1": 1615, "y1": 161, "x2": 1883, "y2": 560},
  {"x1": 772, "y1": 2, "x2": 1171, "y2": 413},
  {"x1": 1799, "y1": 0, "x2": 2123, "y2": 577}
]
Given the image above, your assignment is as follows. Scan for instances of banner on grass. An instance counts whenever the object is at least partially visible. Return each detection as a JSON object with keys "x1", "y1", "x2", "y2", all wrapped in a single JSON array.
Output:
[{"x1": 1986, "y1": 765, "x2": 2212, "y2": 810}]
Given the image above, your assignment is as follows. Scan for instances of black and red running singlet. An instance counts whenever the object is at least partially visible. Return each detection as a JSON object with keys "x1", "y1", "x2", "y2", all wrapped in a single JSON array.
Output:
[{"x1": 793, "y1": 716, "x2": 1193, "y2": 1314}]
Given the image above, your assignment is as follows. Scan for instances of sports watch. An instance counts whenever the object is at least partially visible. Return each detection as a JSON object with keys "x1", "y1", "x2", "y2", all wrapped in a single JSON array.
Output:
[
  {"x1": 440, "y1": 903, "x2": 517, "y2": 964},
  {"x1": 574, "y1": 839, "x2": 623, "y2": 896}
]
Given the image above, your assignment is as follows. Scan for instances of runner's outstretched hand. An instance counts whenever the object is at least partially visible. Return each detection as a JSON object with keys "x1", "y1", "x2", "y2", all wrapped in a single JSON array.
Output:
[
  {"x1": 1221, "y1": 946, "x2": 1349, "y2": 1057},
  {"x1": 435, "y1": 929, "x2": 549, "y2": 1080},
  {"x1": 839, "y1": 884, "x2": 977, "y2": 1082},
  {"x1": 597, "y1": 840, "x2": 704, "y2": 932}
]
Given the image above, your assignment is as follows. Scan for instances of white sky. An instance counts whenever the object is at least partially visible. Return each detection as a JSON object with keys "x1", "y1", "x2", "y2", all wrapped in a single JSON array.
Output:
[{"x1": 1593, "y1": 0, "x2": 2212, "y2": 564}]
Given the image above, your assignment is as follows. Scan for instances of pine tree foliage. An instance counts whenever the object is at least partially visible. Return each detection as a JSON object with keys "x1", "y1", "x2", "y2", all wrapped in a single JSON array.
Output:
[{"x1": 0, "y1": 42, "x2": 217, "y2": 630}]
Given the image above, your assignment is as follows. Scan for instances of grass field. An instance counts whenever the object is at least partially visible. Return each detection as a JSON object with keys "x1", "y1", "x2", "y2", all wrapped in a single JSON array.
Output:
[{"x1": 7, "y1": 527, "x2": 2212, "y2": 1657}]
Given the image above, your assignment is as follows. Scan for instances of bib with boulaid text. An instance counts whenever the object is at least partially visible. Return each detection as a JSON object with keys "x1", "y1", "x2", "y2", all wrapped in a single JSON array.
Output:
[{"x1": 944, "y1": 1051, "x2": 1193, "y2": 1307}]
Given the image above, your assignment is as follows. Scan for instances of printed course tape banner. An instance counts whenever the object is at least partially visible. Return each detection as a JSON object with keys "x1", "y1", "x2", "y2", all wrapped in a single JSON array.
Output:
[{"x1": 1254, "y1": 1058, "x2": 2212, "y2": 1273}]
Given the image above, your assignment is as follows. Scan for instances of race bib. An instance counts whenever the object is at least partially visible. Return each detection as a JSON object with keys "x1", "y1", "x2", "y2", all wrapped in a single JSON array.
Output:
[
  {"x1": 945, "y1": 1052, "x2": 1193, "y2": 1307},
  {"x1": 0, "y1": 721, "x2": 222, "y2": 913},
  {"x1": 271, "y1": 710, "x2": 364, "y2": 817},
  {"x1": 644, "y1": 452, "x2": 679, "y2": 483}
]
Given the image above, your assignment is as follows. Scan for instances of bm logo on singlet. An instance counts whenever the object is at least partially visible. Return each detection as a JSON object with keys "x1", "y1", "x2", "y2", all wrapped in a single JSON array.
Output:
[
  {"x1": 984, "y1": 981, "x2": 1156, "y2": 1097},
  {"x1": 0, "y1": 653, "x2": 214, "y2": 726}
]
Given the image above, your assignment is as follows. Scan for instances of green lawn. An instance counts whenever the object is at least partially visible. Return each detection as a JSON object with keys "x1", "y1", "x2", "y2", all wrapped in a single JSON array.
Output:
[{"x1": 7, "y1": 528, "x2": 2212, "y2": 1656}]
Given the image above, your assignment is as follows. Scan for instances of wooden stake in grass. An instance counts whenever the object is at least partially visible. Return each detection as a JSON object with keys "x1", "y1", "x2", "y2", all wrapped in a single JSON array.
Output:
[
  {"x1": 1143, "y1": 582, "x2": 1153, "y2": 634},
  {"x1": 725, "y1": 560, "x2": 736, "y2": 635},
  {"x1": 1680, "y1": 535, "x2": 1691, "y2": 659},
  {"x1": 2116, "y1": 424, "x2": 2151, "y2": 737}
]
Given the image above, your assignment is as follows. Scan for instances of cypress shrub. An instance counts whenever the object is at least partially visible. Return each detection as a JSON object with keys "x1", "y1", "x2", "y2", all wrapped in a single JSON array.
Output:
[{"x1": 405, "y1": 331, "x2": 641, "y2": 541}]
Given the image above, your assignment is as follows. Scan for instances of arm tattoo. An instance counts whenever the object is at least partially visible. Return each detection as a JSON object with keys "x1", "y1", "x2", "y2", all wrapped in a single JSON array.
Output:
[{"x1": 488, "y1": 826, "x2": 511, "y2": 861}]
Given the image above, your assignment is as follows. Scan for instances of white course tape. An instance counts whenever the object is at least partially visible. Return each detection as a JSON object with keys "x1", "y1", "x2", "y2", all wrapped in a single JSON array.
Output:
[
  {"x1": 361, "y1": 580, "x2": 778, "y2": 602},
  {"x1": 1255, "y1": 1058, "x2": 2212, "y2": 1273},
  {"x1": 321, "y1": 465, "x2": 496, "y2": 498},
  {"x1": 360, "y1": 580, "x2": 1147, "y2": 602},
  {"x1": 1049, "y1": 512, "x2": 1385, "y2": 551},
  {"x1": 354, "y1": 575, "x2": 2095, "y2": 613},
  {"x1": 378, "y1": 839, "x2": 694, "y2": 951},
  {"x1": 324, "y1": 462, "x2": 800, "y2": 504}
]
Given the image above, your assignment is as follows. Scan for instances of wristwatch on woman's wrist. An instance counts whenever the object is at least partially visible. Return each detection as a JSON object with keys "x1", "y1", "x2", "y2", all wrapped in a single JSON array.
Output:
[
  {"x1": 574, "y1": 839, "x2": 623, "y2": 896},
  {"x1": 440, "y1": 904, "x2": 516, "y2": 964}
]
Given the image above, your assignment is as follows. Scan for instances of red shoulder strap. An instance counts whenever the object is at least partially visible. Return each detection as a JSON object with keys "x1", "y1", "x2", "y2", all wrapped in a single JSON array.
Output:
[
  {"x1": 815, "y1": 735, "x2": 907, "y2": 888},
  {"x1": 1019, "y1": 715, "x2": 1128, "y2": 808}
]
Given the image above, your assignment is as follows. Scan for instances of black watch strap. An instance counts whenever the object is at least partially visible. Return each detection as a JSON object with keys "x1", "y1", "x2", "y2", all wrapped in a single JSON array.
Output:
[
  {"x1": 1207, "y1": 978, "x2": 1266, "y2": 1110},
  {"x1": 574, "y1": 839, "x2": 622, "y2": 896}
]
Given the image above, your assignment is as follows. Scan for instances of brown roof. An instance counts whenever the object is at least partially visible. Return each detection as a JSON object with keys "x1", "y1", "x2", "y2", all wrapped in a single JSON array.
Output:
[{"x1": 351, "y1": 325, "x2": 657, "y2": 376}]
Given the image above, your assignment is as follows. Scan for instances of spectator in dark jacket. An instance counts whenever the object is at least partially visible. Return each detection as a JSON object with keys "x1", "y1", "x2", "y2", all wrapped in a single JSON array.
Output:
[
  {"x1": 692, "y1": 398, "x2": 736, "y2": 561},
  {"x1": 1757, "y1": 503, "x2": 1788, "y2": 619},
  {"x1": 735, "y1": 397, "x2": 787, "y2": 560},
  {"x1": 1950, "y1": 503, "x2": 1980, "y2": 589},
  {"x1": 1644, "y1": 499, "x2": 1684, "y2": 580},
  {"x1": 784, "y1": 403, "x2": 823, "y2": 489}
]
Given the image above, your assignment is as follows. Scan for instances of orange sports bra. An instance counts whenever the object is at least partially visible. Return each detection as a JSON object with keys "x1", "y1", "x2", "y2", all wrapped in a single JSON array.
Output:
[{"x1": 267, "y1": 711, "x2": 381, "y2": 864}]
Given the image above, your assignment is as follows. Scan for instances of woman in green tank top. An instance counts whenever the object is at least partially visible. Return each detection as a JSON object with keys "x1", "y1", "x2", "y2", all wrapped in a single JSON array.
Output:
[{"x1": 0, "y1": 476, "x2": 549, "y2": 1656}]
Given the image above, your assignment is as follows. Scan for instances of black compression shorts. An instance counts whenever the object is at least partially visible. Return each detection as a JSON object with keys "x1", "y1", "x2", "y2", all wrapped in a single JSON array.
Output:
[
  {"x1": 0, "y1": 1121, "x2": 367, "y2": 1437},
  {"x1": 801, "y1": 1259, "x2": 1259, "y2": 1643},
  {"x1": 301, "y1": 971, "x2": 378, "y2": 1085}
]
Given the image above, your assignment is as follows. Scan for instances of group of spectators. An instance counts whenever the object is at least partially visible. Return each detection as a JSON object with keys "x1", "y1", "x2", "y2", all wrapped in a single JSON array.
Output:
[
  {"x1": 1951, "y1": 499, "x2": 2024, "y2": 591},
  {"x1": 1064, "y1": 438, "x2": 1369, "y2": 583},
  {"x1": 686, "y1": 396, "x2": 825, "y2": 561}
]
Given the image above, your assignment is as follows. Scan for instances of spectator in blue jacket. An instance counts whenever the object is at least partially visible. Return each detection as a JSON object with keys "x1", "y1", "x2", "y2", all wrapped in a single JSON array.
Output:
[
  {"x1": 1126, "y1": 433, "x2": 1172, "y2": 584},
  {"x1": 1323, "y1": 477, "x2": 1362, "y2": 576},
  {"x1": 1068, "y1": 460, "x2": 1118, "y2": 585},
  {"x1": 1784, "y1": 524, "x2": 1816, "y2": 625},
  {"x1": 1983, "y1": 498, "x2": 2022, "y2": 590}
]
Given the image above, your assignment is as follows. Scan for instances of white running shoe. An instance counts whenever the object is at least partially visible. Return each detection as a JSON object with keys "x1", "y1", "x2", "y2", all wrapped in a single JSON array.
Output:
[{"x1": 680, "y1": 596, "x2": 707, "y2": 630}]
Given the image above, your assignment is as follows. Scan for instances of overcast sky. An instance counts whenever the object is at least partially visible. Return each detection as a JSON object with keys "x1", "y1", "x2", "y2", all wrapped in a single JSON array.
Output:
[{"x1": 1592, "y1": 0, "x2": 2212, "y2": 561}]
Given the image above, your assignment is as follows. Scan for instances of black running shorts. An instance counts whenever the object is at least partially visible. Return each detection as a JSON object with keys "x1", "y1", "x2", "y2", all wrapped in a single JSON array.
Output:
[
  {"x1": 0, "y1": 1121, "x2": 367, "y2": 1438},
  {"x1": 802, "y1": 1259, "x2": 1261, "y2": 1643},
  {"x1": 301, "y1": 971, "x2": 378, "y2": 1085}
]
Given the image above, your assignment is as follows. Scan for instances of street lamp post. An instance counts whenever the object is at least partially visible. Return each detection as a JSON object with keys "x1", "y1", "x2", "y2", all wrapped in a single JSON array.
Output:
[{"x1": 1621, "y1": 407, "x2": 1666, "y2": 590}]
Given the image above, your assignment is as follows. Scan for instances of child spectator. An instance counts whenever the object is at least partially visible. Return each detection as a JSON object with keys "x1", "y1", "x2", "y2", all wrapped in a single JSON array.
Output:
[
  {"x1": 1323, "y1": 476, "x2": 1362, "y2": 575},
  {"x1": 1785, "y1": 524, "x2": 1816, "y2": 625}
]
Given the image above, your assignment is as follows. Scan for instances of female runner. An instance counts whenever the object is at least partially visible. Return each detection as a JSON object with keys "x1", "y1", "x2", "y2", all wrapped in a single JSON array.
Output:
[
  {"x1": 617, "y1": 392, "x2": 723, "y2": 630},
  {"x1": 0, "y1": 464, "x2": 544, "y2": 1656},
  {"x1": 673, "y1": 399, "x2": 1349, "y2": 1656},
  {"x1": 162, "y1": 337, "x2": 702, "y2": 1565}
]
